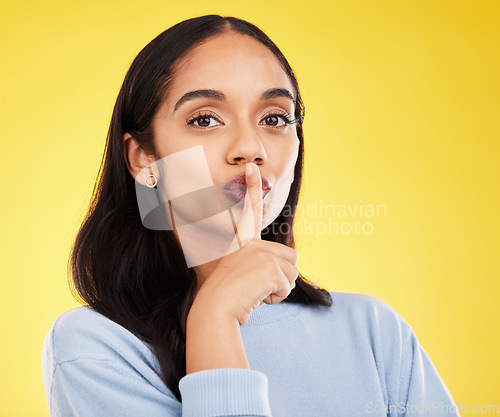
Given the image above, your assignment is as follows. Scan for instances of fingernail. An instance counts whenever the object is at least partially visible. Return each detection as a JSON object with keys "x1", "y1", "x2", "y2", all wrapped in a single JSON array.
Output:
[{"x1": 246, "y1": 163, "x2": 253, "y2": 176}]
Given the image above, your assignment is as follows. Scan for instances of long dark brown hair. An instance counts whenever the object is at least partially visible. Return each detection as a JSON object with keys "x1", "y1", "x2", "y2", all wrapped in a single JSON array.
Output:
[{"x1": 69, "y1": 14, "x2": 332, "y2": 402}]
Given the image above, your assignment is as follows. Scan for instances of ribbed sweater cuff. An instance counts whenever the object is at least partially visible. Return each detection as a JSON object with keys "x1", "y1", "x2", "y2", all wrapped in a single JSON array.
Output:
[{"x1": 179, "y1": 368, "x2": 272, "y2": 417}]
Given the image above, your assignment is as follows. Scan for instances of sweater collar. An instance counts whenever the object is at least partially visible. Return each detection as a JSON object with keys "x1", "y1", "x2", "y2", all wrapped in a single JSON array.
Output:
[{"x1": 241, "y1": 300, "x2": 303, "y2": 327}]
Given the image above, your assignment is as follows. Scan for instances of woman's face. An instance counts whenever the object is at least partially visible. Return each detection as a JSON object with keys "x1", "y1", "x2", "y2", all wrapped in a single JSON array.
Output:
[{"x1": 151, "y1": 31, "x2": 300, "y2": 233}]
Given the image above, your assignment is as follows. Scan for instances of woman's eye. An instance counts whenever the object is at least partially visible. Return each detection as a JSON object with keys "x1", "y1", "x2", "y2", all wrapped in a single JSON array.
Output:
[
  {"x1": 261, "y1": 113, "x2": 293, "y2": 128},
  {"x1": 187, "y1": 114, "x2": 222, "y2": 128}
]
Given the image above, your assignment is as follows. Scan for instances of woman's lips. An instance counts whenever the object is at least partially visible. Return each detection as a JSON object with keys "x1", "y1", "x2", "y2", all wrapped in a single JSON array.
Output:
[{"x1": 222, "y1": 173, "x2": 270, "y2": 203}]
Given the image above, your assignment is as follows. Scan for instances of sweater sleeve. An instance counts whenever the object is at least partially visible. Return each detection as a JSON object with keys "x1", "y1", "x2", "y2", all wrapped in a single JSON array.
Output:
[
  {"x1": 394, "y1": 328, "x2": 460, "y2": 417},
  {"x1": 47, "y1": 357, "x2": 181, "y2": 416},
  {"x1": 42, "y1": 308, "x2": 273, "y2": 417},
  {"x1": 47, "y1": 358, "x2": 272, "y2": 417},
  {"x1": 179, "y1": 368, "x2": 272, "y2": 417}
]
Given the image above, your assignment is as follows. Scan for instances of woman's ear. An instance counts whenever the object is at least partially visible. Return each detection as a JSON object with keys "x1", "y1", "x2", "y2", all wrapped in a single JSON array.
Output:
[{"x1": 123, "y1": 133, "x2": 155, "y2": 180}]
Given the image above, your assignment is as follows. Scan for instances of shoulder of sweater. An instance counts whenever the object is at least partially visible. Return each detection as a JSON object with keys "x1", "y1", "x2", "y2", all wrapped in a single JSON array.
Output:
[
  {"x1": 43, "y1": 306, "x2": 155, "y2": 368},
  {"x1": 326, "y1": 290, "x2": 415, "y2": 344}
]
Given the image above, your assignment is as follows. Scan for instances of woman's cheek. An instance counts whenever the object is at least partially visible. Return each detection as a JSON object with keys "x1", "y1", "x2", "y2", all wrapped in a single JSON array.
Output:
[
  {"x1": 262, "y1": 162, "x2": 295, "y2": 229},
  {"x1": 261, "y1": 139, "x2": 299, "y2": 228}
]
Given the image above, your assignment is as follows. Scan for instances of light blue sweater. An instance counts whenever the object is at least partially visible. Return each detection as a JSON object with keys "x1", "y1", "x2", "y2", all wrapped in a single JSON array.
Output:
[{"x1": 41, "y1": 291, "x2": 460, "y2": 416}]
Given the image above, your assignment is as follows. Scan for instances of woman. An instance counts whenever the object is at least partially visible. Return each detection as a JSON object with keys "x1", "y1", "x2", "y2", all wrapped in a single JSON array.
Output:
[{"x1": 42, "y1": 15, "x2": 460, "y2": 417}]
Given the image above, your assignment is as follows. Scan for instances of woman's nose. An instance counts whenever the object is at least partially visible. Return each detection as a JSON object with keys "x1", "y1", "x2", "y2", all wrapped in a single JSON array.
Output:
[{"x1": 226, "y1": 123, "x2": 267, "y2": 165}]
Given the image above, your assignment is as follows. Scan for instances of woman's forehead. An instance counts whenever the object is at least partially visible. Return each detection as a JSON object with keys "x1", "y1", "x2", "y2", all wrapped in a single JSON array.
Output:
[{"x1": 167, "y1": 33, "x2": 293, "y2": 101}]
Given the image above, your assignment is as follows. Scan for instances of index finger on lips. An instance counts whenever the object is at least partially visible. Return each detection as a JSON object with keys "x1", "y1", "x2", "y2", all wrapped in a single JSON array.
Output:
[{"x1": 240, "y1": 162, "x2": 263, "y2": 241}]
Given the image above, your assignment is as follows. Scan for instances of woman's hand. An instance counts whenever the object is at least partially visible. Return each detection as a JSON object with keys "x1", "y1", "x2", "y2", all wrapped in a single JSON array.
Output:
[
  {"x1": 192, "y1": 162, "x2": 299, "y2": 326},
  {"x1": 185, "y1": 162, "x2": 298, "y2": 374}
]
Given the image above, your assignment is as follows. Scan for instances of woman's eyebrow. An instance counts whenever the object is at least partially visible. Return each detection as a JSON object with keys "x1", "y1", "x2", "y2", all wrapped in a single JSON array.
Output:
[{"x1": 173, "y1": 88, "x2": 295, "y2": 113}]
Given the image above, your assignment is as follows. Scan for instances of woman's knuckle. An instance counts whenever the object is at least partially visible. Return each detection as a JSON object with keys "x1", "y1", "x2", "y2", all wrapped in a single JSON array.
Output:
[{"x1": 255, "y1": 251, "x2": 270, "y2": 263}]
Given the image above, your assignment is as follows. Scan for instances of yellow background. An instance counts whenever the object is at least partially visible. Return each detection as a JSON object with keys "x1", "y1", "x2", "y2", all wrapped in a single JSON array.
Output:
[{"x1": 1, "y1": 0, "x2": 498, "y2": 415}]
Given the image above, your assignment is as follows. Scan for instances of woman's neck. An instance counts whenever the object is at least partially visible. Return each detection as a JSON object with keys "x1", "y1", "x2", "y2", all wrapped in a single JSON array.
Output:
[{"x1": 193, "y1": 258, "x2": 221, "y2": 293}]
